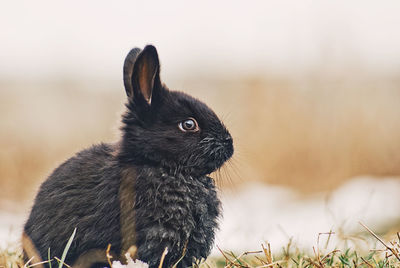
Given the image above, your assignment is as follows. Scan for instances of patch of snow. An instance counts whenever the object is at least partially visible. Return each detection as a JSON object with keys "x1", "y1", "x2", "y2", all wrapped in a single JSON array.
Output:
[
  {"x1": 1, "y1": 176, "x2": 399, "y2": 256},
  {"x1": 112, "y1": 253, "x2": 149, "y2": 268},
  {"x1": 0, "y1": 210, "x2": 25, "y2": 249},
  {"x1": 214, "y1": 176, "x2": 400, "y2": 254}
]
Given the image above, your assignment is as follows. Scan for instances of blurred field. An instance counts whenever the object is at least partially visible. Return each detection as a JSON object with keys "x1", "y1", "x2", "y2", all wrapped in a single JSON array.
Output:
[{"x1": 1, "y1": 73, "x2": 400, "y2": 203}]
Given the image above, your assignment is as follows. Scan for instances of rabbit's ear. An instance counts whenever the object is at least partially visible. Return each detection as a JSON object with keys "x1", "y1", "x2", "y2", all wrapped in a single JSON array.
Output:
[
  {"x1": 123, "y1": 48, "x2": 142, "y2": 99},
  {"x1": 130, "y1": 45, "x2": 160, "y2": 104}
]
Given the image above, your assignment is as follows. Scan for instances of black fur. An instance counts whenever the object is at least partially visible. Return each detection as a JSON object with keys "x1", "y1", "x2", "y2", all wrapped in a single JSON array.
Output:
[
  {"x1": 24, "y1": 144, "x2": 122, "y2": 264},
  {"x1": 24, "y1": 45, "x2": 233, "y2": 268}
]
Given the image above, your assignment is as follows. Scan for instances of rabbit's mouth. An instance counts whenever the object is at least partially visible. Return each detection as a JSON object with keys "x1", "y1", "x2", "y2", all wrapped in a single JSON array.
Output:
[
  {"x1": 201, "y1": 139, "x2": 234, "y2": 176},
  {"x1": 177, "y1": 139, "x2": 233, "y2": 177}
]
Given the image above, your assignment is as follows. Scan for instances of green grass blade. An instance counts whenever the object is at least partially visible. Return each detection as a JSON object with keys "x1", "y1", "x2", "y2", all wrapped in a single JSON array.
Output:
[
  {"x1": 48, "y1": 248, "x2": 52, "y2": 268},
  {"x1": 58, "y1": 228, "x2": 77, "y2": 268}
]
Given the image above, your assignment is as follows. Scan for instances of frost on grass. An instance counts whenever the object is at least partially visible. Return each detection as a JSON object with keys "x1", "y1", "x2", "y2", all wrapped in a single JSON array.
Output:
[{"x1": 112, "y1": 253, "x2": 149, "y2": 268}]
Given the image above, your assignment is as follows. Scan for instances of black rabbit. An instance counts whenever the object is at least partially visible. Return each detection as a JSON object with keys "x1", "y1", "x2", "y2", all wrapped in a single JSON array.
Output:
[{"x1": 23, "y1": 45, "x2": 233, "y2": 268}]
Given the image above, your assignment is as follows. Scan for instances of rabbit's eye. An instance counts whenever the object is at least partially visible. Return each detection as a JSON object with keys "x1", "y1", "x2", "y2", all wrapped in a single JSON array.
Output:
[{"x1": 178, "y1": 118, "x2": 199, "y2": 132}]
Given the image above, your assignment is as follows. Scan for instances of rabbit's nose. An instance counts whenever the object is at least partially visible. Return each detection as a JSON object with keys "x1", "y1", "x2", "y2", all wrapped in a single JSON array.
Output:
[{"x1": 223, "y1": 135, "x2": 234, "y2": 158}]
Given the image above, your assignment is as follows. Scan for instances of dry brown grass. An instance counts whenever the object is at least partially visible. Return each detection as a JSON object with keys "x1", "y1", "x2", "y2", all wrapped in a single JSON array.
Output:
[
  {"x1": 1, "y1": 75, "x2": 400, "y2": 203},
  {"x1": 226, "y1": 76, "x2": 400, "y2": 191},
  {"x1": 0, "y1": 243, "x2": 23, "y2": 268},
  {"x1": 0, "y1": 80, "x2": 123, "y2": 203}
]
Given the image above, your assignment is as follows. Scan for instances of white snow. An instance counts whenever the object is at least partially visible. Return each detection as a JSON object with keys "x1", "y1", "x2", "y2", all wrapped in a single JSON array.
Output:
[
  {"x1": 112, "y1": 253, "x2": 149, "y2": 268},
  {"x1": 1, "y1": 176, "x2": 399, "y2": 255},
  {"x1": 0, "y1": 209, "x2": 25, "y2": 249},
  {"x1": 215, "y1": 176, "x2": 400, "y2": 254}
]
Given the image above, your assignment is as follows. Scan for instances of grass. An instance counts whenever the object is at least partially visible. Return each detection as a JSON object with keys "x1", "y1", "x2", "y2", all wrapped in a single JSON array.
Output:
[
  {"x1": 1, "y1": 224, "x2": 400, "y2": 268},
  {"x1": 0, "y1": 246, "x2": 23, "y2": 268},
  {"x1": 202, "y1": 226, "x2": 400, "y2": 268},
  {"x1": 208, "y1": 246, "x2": 397, "y2": 268}
]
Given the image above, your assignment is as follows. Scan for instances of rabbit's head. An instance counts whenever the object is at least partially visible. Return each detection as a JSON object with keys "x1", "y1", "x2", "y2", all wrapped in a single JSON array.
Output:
[{"x1": 118, "y1": 45, "x2": 233, "y2": 176}]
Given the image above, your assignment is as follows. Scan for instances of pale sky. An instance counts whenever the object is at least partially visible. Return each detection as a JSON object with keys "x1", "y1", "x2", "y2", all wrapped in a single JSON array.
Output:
[{"x1": 1, "y1": 0, "x2": 400, "y2": 80}]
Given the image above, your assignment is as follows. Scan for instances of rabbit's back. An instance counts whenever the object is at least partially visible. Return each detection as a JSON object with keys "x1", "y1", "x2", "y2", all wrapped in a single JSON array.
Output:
[{"x1": 24, "y1": 143, "x2": 123, "y2": 266}]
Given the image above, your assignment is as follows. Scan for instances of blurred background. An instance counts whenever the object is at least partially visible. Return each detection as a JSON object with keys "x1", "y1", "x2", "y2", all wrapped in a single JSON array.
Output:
[{"x1": 1, "y1": 0, "x2": 400, "y2": 253}]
